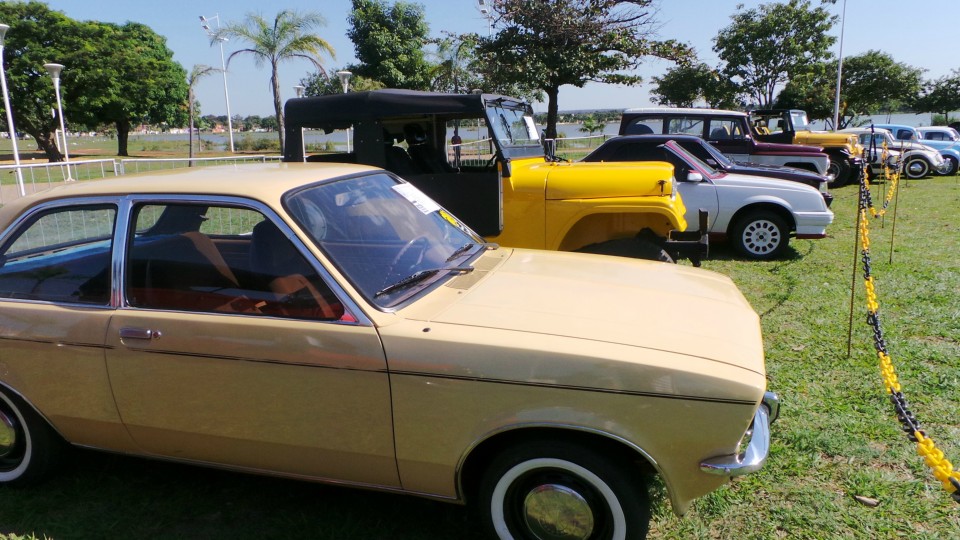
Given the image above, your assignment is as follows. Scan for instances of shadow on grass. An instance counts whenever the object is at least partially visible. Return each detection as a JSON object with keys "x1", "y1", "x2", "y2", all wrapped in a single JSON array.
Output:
[{"x1": 0, "y1": 449, "x2": 486, "y2": 540}]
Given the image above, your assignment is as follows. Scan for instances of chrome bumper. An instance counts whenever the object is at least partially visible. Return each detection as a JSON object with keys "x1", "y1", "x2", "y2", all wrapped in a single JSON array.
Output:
[{"x1": 700, "y1": 391, "x2": 780, "y2": 476}]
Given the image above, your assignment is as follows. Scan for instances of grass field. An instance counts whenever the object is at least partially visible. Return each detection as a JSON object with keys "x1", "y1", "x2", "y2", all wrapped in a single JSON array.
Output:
[{"x1": 0, "y1": 173, "x2": 958, "y2": 539}]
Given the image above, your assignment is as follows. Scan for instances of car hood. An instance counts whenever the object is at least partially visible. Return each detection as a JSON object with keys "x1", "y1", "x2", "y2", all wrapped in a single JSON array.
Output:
[
  {"x1": 421, "y1": 248, "x2": 764, "y2": 374},
  {"x1": 713, "y1": 171, "x2": 824, "y2": 196},
  {"x1": 753, "y1": 140, "x2": 823, "y2": 155},
  {"x1": 728, "y1": 162, "x2": 825, "y2": 183}
]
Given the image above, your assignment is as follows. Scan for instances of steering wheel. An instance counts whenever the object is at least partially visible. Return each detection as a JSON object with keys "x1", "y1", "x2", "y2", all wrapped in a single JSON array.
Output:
[{"x1": 384, "y1": 235, "x2": 430, "y2": 285}]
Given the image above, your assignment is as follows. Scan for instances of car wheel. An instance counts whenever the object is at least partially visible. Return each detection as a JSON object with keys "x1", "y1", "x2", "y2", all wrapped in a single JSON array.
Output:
[
  {"x1": 903, "y1": 157, "x2": 931, "y2": 179},
  {"x1": 731, "y1": 211, "x2": 789, "y2": 260},
  {"x1": 479, "y1": 441, "x2": 651, "y2": 540},
  {"x1": 576, "y1": 237, "x2": 674, "y2": 263},
  {"x1": 827, "y1": 157, "x2": 851, "y2": 187},
  {"x1": 0, "y1": 388, "x2": 62, "y2": 486},
  {"x1": 937, "y1": 156, "x2": 958, "y2": 176}
]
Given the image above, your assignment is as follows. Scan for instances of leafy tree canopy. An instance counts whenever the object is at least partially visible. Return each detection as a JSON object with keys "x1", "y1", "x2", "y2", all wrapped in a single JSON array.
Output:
[
  {"x1": 299, "y1": 68, "x2": 384, "y2": 96},
  {"x1": 913, "y1": 70, "x2": 960, "y2": 122},
  {"x1": 347, "y1": 0, "x2": 432, "y2": 90},
  {"x1": 714, "y1": 0, "x2": 836, "y2": 107},
  {"x1": 651, "y1": 62, "x2": 742, "y2": 109},
  {"x1": 475, "y1": 0, "x2": 691, "y2": 138}
]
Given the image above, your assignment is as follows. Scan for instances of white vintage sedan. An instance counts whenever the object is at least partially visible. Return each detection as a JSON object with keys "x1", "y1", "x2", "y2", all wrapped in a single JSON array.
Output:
[
  {"x1": 0, "y1": 163, "x2": 777, "y2": 540},
  {"x1": 585, "y1": 139, "x2": 835, "y2": 260}
]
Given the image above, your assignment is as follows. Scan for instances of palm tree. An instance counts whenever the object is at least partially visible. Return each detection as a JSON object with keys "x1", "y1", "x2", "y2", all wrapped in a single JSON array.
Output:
[
  {"x1": 217, "y1": 10, "x2": 335, "y2": 152},
  {"x1": 188, "y1": 64, "x2": 219, "y2": 164}
]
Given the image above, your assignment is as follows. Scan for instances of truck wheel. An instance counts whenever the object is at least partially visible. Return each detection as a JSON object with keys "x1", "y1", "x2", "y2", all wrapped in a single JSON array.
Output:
[
  {"x1": 827, "y1": 158, "x2": 851, "y2": 187},
  {"x1": 904, "y1": 157, "x2": 931, "y2": 179},
  {"x1": 936, "y1": 156, "x2": 957, "y2": 176},
  {"x1": 0, "y1": 388, "x2": 63, "y2": 486},
  {"x1": 576, "y1": 238, "x2": 674, "y2": 263},
  {"x1": 478, "y1": 440, "x2": 651, "y2": 540},
  {"x1": 731, "y1": 211, "x2": 789, "y2": 260}
]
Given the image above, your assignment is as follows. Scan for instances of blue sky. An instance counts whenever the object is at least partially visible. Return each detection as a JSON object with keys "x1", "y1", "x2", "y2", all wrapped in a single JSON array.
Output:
[{"x1": 37, "y1": 0, "x2": 960, "y2": 117}]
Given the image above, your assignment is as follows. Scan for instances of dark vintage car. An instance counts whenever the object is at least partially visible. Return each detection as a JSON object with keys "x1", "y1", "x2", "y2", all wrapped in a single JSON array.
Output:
[{"x1": 585, "y1": 134, "x2": 833, "y2": 206}]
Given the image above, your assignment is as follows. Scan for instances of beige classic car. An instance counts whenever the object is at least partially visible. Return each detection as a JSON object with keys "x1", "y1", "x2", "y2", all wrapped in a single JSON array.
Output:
[{"x1": 0, "y1": 163, "x2": 777, "y2": 539}]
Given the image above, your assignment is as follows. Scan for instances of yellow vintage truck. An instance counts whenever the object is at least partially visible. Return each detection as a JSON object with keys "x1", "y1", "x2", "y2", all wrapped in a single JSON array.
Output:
[
  {"x1": 750, "y1": 109, "x2": 865, "y2": 186},
  {"x1": 283, "y1": 89, "x2": 707, "y2": 263}
]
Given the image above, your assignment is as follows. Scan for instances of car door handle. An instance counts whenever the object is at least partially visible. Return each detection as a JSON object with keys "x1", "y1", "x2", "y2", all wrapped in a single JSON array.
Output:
[{"x1": 119, "y1": 327, "x2": 162, "y2": 340}]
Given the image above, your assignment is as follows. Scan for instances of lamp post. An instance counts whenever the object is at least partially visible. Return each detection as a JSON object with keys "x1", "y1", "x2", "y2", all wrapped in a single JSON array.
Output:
[
  {"x1": 337, "y1": 71, "x2": 352, "y2": 153},
  {"x1": 294, "y1": 85, "x2": 306, "y2": 161},
  {"x1": 43, "y1": 63, "x2": 72, "y2": 181},
  {"x1": 831, "y1": 0, "x2": 847, "y2": 131},
  {"x1": 200, "y1": 14, "x2": 235, "y2": 153},
  {"x1": 0, "y1": 24, "x2": 25, "y2": 196}
]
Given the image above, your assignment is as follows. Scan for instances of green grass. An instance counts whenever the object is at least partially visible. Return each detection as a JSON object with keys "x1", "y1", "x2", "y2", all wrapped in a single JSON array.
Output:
[{"x1": 1, "y1": 176, "x2": 959, "y2": 539}]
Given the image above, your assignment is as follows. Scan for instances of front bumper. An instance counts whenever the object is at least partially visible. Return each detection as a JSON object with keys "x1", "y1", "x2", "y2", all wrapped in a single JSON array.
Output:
[{"x1": 699, "y1": 391, "x2": 780, "y2": 476}]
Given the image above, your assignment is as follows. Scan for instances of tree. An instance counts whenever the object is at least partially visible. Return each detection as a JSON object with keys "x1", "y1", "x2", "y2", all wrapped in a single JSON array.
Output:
[
  {"x1": 475, "y1": 0, "x2": 691, "y2": 139},
  {"x1": 69, "y1": 22, "x2": 188, "y2": 156},
  {"x1": 299, "y1": 68, "x2": 384, "y2": 96},
  {"x1": 219, "y1": 10, "x2": 335, "y2": 152},
  {"x1": 651, "y1": 63, "x2": 741, "y2": 109},
  {"x1": 429, "y1": 34, "x2": 483, "y2": 94},
  {"x1": 0, "y1": 2, "x2": 91, "y2": 161},
  {"x1": 579, "y1": 115, "x2": 605, "y2": 136},
  {"x1": 714, "y1": 0, "x2": 836, "y2": 107},
  {"x1": 187, "y1": 65, "x2": 218, "y2": 162},
  {"x1": 347, "y1": 0, "x2": 432, "y2": 90},
  {"x1": 776, "y1": 52, "x2": 924, "y2": 128},
  {"x1": 913, "y1": 71, "x2": 960, "y2": 124}
]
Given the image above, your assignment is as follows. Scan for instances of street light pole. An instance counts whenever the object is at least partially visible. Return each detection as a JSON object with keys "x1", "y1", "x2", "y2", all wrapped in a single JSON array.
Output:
[
  {"x1": 831, "y1": 0, "x2": 847, "y2": 131},
  {"x1": 200, "y1": 14, "x2": 235, "y2": 153},
  {"x1": 44, "y1": 63, "x2": 72, "y2": 181},
  {"x1": 337, "y1": 71, "x2": 352, "y2": 153},
  {"x1": 0, "y1": 24, "x2": 25, "y2": 196}
]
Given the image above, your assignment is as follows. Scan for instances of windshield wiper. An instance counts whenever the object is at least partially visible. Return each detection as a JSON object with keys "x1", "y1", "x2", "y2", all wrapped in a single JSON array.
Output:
[
  {"x1": 446, "y1": 242, "x2": 498, "y2": 262},
  {"x1": 375, "y1": 266, "x2": 475, "y2": 298}
]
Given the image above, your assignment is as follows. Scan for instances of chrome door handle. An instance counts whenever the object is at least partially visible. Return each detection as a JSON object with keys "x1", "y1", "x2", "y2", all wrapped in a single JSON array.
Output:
[{"x1": 119, "y1": 327, "x2": 161, "y2": 340}]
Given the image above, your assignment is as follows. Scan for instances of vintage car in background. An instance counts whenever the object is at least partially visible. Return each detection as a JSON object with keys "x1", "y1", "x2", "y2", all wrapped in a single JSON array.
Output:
[
  {"x1": 583, "y1": 137, "x2": 834, "y2": 260},
  {"x1": 748, "y1": 109, "x2": 865, "y2": 186},
  {"x1": 618, "y1": 107, "x2": 832, "y2": 179},
  {"x1": 876, "y1": 123, "x2": 960, "y2": 176},
  {"x1": 586, "y1": 133, "x2": 833, "y2": 206},
  {"x1": 0, "y1": 164, "x2": 778, "y2": 539},
  {"x1": 839, "y1": 127, "x2": 947, "y2": 179},
  {"x1": 283, "y1": 90, "x2": 707, "y2": 264}
]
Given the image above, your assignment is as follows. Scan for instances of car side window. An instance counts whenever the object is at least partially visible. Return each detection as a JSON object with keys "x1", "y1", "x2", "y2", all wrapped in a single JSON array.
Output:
[
  {"x1": 0, "y1": 205, "x2": 116, "y2": 305},
  {"x1": 708, "y1": 119, "x2": 745, "y2": 140},
  {"x1": 624, "y1": 118, "x2": 662, "y2": 135},
  {"x1": 666, "y1": 117, "x2": 704, "y2": 137},
  {"x1": 125, "y1": 202, "x2": 344, "y2": 320}
]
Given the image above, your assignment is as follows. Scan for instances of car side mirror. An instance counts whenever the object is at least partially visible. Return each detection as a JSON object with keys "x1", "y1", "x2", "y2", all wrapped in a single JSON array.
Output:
[{"x1": 686, "y1": 172, "x2": 704, "y2": 183}]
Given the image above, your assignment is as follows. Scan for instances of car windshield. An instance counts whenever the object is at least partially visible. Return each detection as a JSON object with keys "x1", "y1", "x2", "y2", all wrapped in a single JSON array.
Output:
[
  {"x1": 664, "y1": 140, "x2": 723, "y2": 180},
  {"x1": 791, "y1": 111, "x2": 812, "y2": 131},
  {"x1": 284, "y1": 172, "x2": 486, "y2": 309},
  {"x1": 486, "y1": 101, "x2": 541, "y2": 148}
]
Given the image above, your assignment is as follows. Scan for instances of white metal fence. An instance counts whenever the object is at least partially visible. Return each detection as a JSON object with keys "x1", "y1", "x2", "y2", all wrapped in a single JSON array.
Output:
[{"x1": 0, "y1": 155, "x2": 282, "y2": 206}]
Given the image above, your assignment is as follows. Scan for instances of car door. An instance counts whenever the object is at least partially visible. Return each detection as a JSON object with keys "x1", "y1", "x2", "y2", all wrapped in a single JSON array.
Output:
[
  {"x1": 104, "y1": 198, "x2": 399, "y2": 488},
  {"x1": 663, "y1": 151, "x2": 720, "y2": 232},
  {"x1": 0, "y1": 201, "x2": 132, "y2": 450},
  {"x1": 706, "y1": 117, "x2": 753, "y2": 162}
]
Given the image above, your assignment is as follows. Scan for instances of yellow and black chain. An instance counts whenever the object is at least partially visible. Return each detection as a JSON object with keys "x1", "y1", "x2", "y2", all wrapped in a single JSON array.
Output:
[{"x1": 857, "y1": 170, "x2": 960, "y2": 502}]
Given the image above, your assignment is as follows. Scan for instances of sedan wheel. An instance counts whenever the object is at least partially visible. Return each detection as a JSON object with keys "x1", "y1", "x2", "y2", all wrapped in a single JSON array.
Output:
[
  {"x1": 904, "y1": 157, "x2": 931, "y2": 179},
  {"x1": 480, "y1": 441, "x2": 650, "y2": 540},
  {"x1": 937, "y1": 156, "x2": 958, "y2": 176},
  {"x1": 732, "y1": 211, "x2": 789, "y2": 260},
  {"x1": 0, "y1": 389, "x2": 60, "y2": 485}
]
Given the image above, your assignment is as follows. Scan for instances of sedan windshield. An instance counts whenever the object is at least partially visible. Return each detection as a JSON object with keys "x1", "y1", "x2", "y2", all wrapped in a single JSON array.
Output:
[{"x1": 285, "y1": 172, "x2": 485, "y2": 308}]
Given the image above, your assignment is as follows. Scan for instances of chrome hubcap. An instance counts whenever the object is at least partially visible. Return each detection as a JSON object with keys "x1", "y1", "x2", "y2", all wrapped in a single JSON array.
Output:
[
  {"x1": 0, "y1": 409, "x2": 17, "y2": 458},
  {"x1": 743, "y1": 220, "x2": 781, "y2": 254},
  {"x1": 523, "y1": 483, "x2": 595, "y2": 540}
]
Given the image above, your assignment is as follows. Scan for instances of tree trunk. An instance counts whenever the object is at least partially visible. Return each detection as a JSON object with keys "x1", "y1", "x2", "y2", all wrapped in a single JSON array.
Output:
[
  {"x1": 26, "y1": 130, "x2": 63, "y2": 162},
  {"x1": 544, "y1": 85, "x2": 560, "y2": 140},
  {"x1": 272, "y1": 63, "x2": 285, "y2": 153},
  {"x1": 188, "y1": 88, "x2": 195, "y2": 166},
  {"x1": 116, "y1": 118, "x2": 131, "y2": 157}
]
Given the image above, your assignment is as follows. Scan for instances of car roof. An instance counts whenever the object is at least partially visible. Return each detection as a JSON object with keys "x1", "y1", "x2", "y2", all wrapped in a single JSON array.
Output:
[
  {"x1": 0, "y1": 162, "x2": 381, "y2": 224},
  {"x1": 284, "y1": 89, "x2": 523, "y2": 131},
  {"x1": 621, "y1": 107, "x2": 746, "y2": 117}
]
